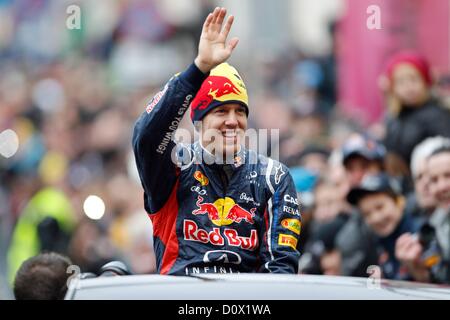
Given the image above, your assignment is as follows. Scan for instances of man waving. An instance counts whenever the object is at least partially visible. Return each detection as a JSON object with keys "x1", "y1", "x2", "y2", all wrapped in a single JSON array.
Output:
[{"x1": 133, "y1": 7, "x2": 301, "y2": 275}]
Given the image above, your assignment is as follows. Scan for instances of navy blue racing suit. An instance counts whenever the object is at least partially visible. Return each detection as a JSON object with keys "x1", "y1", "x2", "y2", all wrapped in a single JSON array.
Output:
[{"x1": 132, "y1": 63, "x2": 302, "y2": 275}]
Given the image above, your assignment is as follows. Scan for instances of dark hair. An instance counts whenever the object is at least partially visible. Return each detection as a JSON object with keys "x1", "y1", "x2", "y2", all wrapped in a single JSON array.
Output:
[
  {"x1": 428, "y1": 143, "x2": 450, "y2": 159},
  {"x1": 14, "y1": 252, "x2": 72, "y2": 300}
]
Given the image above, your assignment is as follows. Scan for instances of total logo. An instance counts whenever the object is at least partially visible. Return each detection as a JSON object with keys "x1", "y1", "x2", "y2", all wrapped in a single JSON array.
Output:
[
  {"x1": 281, "y1": 218, "x2": 301, "y2": 235},
  {"x1": 192, "y1": 196, "x2": 256, "y2": 226},
  {"x1": 184, "y1": 220, "x2": 258, "y2": 251}
]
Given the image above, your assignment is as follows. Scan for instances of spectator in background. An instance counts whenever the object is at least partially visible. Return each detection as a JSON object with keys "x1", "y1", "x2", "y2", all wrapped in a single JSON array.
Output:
[
  {"x1": 298, "y1": 210, "x2": 349, "y2": 275},
  {"x1": 347, "y1": 174, "x2": 421, "y2": 280},
  {"x1": 68, "y1": 219, "x2": 120, "y2": 275},
  {"x1": 289, "y1": 166, "x2": 318, "y2": 251},
  {"x1": 406, "y1": 136, "x2": 450, "y2": 218},
  {"x1": 382, "y1": 51, "x2": 450, "y2": 177},
  {"x1": 396, "y1": 143, "x2": 450, "y2": 284},
  {"x1": 299, "y1": 178, "x2": 350, "y2": 275},
  {"x1": 14, "y1": 252, "x2": 72, "y2": 300},
  {"x1": 295, "y1": 145, "x2": 330, "y2": 176},
  {"x1": 332, "y1": 134, "x2": 385, "y2": 277},
  {"x1": 7, "y1": 187, "x2": 77, "y2": 284},
  {"x1": 327, "y1": 163, "x2": 351, "y2": 208},
  {"x1": 341, "y1": 133, "x2": 386, "y2": 188},
  {"x1": 312, "y1": 178, "x2": 349, "y2": 224}
]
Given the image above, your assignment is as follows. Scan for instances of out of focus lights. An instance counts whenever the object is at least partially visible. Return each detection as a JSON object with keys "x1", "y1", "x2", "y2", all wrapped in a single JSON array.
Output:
[
  {"x1": 0, "y1": 129, "x2": 19, "y2": 158},
  {"x1": 83, "y1": 195, "x2": 105, "y2": 220}
]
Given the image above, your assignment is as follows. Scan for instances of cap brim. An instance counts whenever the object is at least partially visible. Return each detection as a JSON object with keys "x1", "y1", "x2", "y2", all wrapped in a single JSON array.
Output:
[
  {"x1": 346, "y1": 188, "x2": 372, "y2": 205},
  {"x1": 343, "y1": 151, "x2": 376, "y2": 164},
  {"x1": 347, "y1": 187, "x2": 397, "y2": 205}
]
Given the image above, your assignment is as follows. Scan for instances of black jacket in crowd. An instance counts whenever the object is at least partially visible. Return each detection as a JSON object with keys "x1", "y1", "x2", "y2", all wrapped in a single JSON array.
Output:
[{"x1": 384, "y1": 99, "x2": 450, "y2": 165}]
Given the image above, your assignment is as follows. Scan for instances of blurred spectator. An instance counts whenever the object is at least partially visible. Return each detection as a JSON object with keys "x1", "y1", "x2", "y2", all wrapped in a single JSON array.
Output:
[
  {"x1": 294, "y1": 144, "x2": 330, "y2": 176},
  {"x1": 396, "y1": 143, "x2": 450, "y2": 283},
  {"x1": 299, "y1": 167, "x2": 352, "y2": 275},
  {"x1": 436, "y1": 74, "x2": 450, "y2": 108},
  {"x1": 341, "y1": 133, "x2": 385, "y2": 187},
  {"x1": 406, "y1": 136, "x2": 450, "y2": 218},
  {"x1": 332, "y1": 133, "x2": 386, "y2": 277},
  {"x1": 299, "y1": 213, "x2": 348, "y2": 275},
  {"x1": 425, "y1": 144, "x2": 450, "y2": 283},
  {"x1": 327, "y1": 163, "x2": 351, "y2": 205},
  {"x1": 7, "y1": 187, "x2": 77, "y2": 284},
  {"x1": 110, "y1": 210, "x2": 157, "y2": 274},
  {"x1": 312, "y1": 178, "x2": 348, "y2": 224},
  {"x1": 382, "y1": 51, "x2": 450, "y2": 175},
  {"x1": 289, "y1": 166, "x2": 318, "y2": 250},
  {"x1": 68, "y1": 219, "x2": 120, "y2": 275},
  {"x1": 347, "y1": 174, "x2": 422, "y2": 280},
  {"x1": 14, "y1": 252, "x2": 72, "y2": 300}
]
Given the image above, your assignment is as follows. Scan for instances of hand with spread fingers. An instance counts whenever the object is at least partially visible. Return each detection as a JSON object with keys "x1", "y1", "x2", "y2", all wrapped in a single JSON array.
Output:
[{"x1": 194, "y1": 7, "x2": 239, "y2": 74}]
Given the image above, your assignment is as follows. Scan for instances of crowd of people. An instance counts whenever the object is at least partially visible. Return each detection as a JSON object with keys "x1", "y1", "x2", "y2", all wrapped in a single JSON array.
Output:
[
  {"x1": 296, "y1": 52, "x2": 450, "y2": 284},
  {"x1": 1, "y1": 0, "x2": 450, "y2": 299}
]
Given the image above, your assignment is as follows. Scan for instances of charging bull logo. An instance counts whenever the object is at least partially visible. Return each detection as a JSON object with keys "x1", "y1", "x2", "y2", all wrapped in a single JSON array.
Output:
[
  {"x1": 191, "y1": 75, "x2": 242, "y2": 111},
  {"x1": 192, "y1": 196, "x2": 256, "y2": 226},
  {"x1": 190, "y1": 63, "x2": 248, "y2": 119}
]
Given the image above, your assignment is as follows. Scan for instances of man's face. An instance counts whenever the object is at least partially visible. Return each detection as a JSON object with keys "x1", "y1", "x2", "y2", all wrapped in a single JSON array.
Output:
[
  {"x1": 358, "y1": 193, "x2": 403, "y2": 237},
  {"x1": 428, "y1": 152, "x2": 450, "y2": 209},
  {"x1": 414, "y1": 159, "x2": 436, "y2": 210},
  {"x1": 301, "y1": 153, "x2": 328, "y2": 175},
  {"x1": 345, "y1": 155, "x2": 382, "y2": 187},
  {"x1": 313, "y1": 184, "x2": 342, "y2": 223},
  {"x1": 329, "y1": 165, "x2": 351, "y2": 201},
  {"x1": 199, "y1": 103, "x2": 247, "y2": 159},
  {"x1": 392, "y1": 63, "x2": 429, "y2": 106}
]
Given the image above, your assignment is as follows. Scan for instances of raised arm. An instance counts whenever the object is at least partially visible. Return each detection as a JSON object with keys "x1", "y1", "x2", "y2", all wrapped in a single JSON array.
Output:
[{"x1": 132, "y1": 7, "x2": 238, "y2": 214}]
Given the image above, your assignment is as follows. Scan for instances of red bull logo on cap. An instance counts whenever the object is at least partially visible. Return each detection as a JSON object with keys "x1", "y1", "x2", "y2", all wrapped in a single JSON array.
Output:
[
  {"x1": 190, "y1": 63, "x2": 248, "y2": 121},
  {"x1": 192, "y1": 196, "x2": 256, "y2": 226},
  {"x1": 193, "y1": 75, "x2": 242, "y2": 111}
]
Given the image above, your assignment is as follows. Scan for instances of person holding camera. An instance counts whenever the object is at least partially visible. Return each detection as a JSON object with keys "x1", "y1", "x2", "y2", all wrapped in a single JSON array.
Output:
[{"x1": 396, "y1": 143, "x2": 450, "y2": 283}]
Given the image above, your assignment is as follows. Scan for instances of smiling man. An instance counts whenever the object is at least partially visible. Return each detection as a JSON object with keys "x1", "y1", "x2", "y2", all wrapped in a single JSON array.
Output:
[
  {"x1": 132, "y1": 7, "x2": 301, "y2": 275},
  {"x1": 396, "y1": 143, "x2": 450, "y2": 284},
  {"x1": 190, "y1": 61, "x2": 248, "y2": 163}
]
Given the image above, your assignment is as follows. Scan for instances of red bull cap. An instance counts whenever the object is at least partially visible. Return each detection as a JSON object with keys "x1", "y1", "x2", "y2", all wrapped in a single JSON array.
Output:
[{"x1": 190, "y1": 63, "x2": 249, "y2": 122}]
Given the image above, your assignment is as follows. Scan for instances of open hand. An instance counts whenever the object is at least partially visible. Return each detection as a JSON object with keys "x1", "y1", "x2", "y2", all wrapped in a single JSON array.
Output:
[{"x1": 194, "y1": 7, "x2": 239, "y2": 73}]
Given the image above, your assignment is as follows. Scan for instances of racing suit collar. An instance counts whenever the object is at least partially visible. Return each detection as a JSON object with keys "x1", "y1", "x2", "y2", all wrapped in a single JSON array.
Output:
[{"x1": 195, "y1": 140, "x2": 245, "y2": 169}]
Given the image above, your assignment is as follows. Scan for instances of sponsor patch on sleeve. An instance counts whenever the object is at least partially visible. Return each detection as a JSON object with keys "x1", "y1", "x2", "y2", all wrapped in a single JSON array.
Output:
[
  {"x1": 278, "y1": 234, "x2": 298, "y2": 250},
  {"x1": 146, "y1": 84, "x2": 168, "y2": 114},
  {"x1": 281, "y1": 218, "x2": 301, "y2": 235}
]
